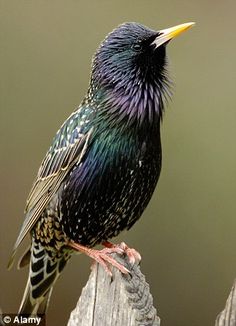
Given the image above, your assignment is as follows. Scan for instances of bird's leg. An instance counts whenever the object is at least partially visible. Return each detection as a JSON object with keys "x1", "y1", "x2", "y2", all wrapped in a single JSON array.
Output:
[
  {"x1": 102, "y1": 241, "x2": 141, "y2": 265},
  {"x1": 68, "y1": 241, "x2": 130, "y2": 276}
]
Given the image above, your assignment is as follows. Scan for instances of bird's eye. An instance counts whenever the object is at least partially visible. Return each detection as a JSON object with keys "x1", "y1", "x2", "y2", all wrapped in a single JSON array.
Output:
[{"x1": 132, "y1": 43, "x2": 142, "y2": 51}]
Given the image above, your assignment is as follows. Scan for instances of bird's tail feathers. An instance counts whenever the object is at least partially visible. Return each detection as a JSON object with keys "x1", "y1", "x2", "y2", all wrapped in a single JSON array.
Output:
[
  {"x1": 18, "y1": 241, "x2": 70, "y2": 316},
  {"x1": 18, "y1": 277, "x2": 53, "y2": 316}
]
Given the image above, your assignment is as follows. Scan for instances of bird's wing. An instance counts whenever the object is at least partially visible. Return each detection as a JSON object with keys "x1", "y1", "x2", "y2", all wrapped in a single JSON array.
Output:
[{"x1": 8, "y1": 109, "x2": 93, "y2": 268}]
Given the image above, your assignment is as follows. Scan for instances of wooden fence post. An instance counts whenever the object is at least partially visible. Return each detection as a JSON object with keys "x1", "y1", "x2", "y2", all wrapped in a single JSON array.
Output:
[
  {"x1": 215, "y1": 279, "x2": 236, "y2": 326},
  {"x1": 67, "y1": 253, "x2": 160, "y2": 326},
  {"x1": 67, "y1": 253, "x2": 236, "y2": 326}
]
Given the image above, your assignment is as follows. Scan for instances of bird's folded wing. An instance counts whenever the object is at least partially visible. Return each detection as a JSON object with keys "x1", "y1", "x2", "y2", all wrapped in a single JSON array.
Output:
[{"x1": 8, "y1": 126, "x2": 93, "y2": 269}]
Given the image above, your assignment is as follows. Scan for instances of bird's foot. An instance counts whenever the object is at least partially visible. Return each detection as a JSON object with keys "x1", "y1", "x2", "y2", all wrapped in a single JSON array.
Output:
[
  {"x1": 68, "y1": 241, "x2": 130, "y2": 276},
  {"x1": 102, "y1": 241, "x2": 141, "y2": 265}
]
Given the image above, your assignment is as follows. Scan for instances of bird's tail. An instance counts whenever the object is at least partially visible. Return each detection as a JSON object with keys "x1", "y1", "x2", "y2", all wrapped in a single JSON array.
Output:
[{"x1": 18, "y1": 240, "x2": 71, "y2": 316}]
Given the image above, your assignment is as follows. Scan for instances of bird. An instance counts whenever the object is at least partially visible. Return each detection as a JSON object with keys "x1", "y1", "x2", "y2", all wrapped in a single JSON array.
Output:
[{"x1": 8, "y1": 21, "x2": 194, "y2": 316}]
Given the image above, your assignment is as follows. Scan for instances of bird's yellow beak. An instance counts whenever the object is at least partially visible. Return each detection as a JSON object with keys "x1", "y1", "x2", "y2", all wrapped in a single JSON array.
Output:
[{"x1": 152, "y1": 22, "x2": 195, "y2": 48}]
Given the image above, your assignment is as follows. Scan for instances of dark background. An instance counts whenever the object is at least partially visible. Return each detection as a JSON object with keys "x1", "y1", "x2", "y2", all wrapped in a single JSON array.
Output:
[{"x1": 1, "y1": 1, "x2": 236, "y2": 325}]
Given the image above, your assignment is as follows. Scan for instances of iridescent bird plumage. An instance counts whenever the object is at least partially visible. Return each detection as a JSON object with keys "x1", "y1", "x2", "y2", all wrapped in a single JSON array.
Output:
[{"x1": 8, "y1": 21, "x2": 194, "y2": 316}]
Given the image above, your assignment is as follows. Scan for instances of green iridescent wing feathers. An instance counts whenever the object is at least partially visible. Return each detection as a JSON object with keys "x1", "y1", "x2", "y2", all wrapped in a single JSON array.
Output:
[{"x1": 8, "y1": 110, "x2": 93, "y2": 269}]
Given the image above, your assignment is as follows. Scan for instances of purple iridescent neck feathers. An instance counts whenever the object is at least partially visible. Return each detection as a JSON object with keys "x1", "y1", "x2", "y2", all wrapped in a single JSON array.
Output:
[{"x1": 90, "y1": 22, "x2": 171, "y2": 125}]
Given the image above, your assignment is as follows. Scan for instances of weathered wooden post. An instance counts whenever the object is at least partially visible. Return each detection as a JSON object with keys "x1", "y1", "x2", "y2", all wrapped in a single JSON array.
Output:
[
  {"x1": 67, "y1": 252, "x2": 236, "y2": 326},
  {"x1": 215, "y1": 279, "x2": 236, "y2": 326},
  {"x1": 67, "y1": 253, "x2": 160, "y2": 326}
]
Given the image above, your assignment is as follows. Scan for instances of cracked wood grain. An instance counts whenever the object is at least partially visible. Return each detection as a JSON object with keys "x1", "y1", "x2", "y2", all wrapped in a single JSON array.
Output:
[
  {"x1": 67, "y1": 253, "x2": 160, "y2": 326},
  {"x1": 67, "y1": 252, "x2": 236, "y2": 326}
]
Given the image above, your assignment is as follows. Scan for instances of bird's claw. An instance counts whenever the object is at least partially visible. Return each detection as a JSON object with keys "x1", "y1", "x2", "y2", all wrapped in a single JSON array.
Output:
[
  {"x1": 68, "y1": 241, "x2": 129, "y2": 276},
  {"x1": 90, "y1": 248, "x2": 130, "y2": 276},
  {"x1": 102, "y1": 241, "x2": 141, "y2": 265},
  {"x1": 119, "y1": 242, "x2": 141, "y2": 265}
]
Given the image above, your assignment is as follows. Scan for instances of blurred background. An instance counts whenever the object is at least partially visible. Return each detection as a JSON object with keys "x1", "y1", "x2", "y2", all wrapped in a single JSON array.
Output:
[{"x1": 1, "y1": 1, "x2": 236, "y2": 325}]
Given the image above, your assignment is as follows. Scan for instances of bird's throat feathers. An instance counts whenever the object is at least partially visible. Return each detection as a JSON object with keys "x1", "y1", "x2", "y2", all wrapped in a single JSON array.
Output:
[{"x1": 90, "y1": 67, "x2": 171, "y2": 128}]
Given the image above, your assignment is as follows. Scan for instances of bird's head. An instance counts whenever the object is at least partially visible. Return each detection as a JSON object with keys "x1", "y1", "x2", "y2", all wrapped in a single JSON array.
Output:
[{"x1": 91, "y1": 22, "x2": 194, "y2": 125}]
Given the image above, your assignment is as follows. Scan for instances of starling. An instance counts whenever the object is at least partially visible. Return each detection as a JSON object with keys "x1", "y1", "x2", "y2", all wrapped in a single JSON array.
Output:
[{"x1": 8, "y1": 21, "x2": 194, "y2": 315}]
